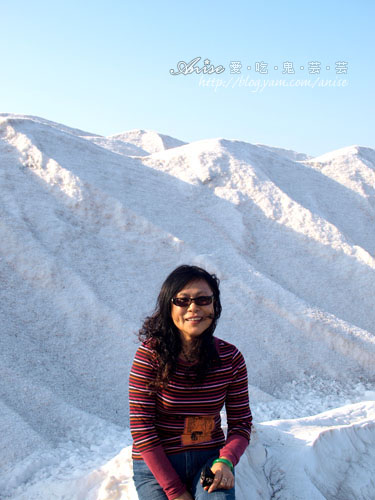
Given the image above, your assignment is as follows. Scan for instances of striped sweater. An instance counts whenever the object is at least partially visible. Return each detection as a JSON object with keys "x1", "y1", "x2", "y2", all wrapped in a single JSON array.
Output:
[{"x1": 130, "y1": 336, "x2": 252, "y2": 471}]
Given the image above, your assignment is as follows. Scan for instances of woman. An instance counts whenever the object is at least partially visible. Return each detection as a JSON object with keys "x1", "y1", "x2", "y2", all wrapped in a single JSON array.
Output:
[{"x1": 129, "y1": 265, "x2": 252, "y2": 500}]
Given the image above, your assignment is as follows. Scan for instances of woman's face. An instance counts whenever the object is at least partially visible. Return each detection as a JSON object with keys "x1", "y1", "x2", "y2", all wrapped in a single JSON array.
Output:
[{"x1": 171, "y1": 279, "x2": 215, "y2": 343}]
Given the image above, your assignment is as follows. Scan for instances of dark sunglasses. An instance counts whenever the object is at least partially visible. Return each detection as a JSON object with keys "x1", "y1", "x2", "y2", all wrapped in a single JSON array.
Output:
[{"x1": 171, "y1": 295, "x2": 214, "y2": 307}]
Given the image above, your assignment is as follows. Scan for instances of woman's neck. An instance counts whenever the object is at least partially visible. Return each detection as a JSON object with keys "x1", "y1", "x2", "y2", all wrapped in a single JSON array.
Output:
[{"x1": 180, "y1": 337, "x2": 199, "y2": 362}]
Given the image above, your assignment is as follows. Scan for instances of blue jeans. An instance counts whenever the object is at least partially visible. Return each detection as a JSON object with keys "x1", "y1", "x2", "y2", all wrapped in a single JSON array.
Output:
[{"x1": 133, "y1": 448, "x2": 235, "y2": 500}]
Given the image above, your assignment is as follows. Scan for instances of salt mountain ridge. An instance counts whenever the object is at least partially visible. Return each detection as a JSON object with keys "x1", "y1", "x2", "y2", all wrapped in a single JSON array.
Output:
[{"x1": 0, "y1": 113, "x2": 374, "y2": 499}]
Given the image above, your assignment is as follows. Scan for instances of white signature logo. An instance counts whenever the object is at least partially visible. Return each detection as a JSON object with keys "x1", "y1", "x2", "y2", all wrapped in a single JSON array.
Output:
[{"x1": 170, "y1": 57, "x2": 225, "y2": 76}]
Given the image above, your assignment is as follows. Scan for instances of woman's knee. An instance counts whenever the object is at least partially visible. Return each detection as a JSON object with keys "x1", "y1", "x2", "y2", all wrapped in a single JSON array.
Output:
[{"x1": 132, "y1": 460, "x2": 168, "y2": 500}]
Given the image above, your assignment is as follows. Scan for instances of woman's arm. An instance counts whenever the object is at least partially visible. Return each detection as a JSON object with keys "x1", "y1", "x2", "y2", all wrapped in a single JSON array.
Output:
[
  {"x1": 220, "y1": 348, "x2": 252, "y2": 466},
  {"x1": 202, "y1": 346, "x2": 252, "y2": 493},
  {"x1": 129, "y1": 344, "x2": 187, "y2": 500}
]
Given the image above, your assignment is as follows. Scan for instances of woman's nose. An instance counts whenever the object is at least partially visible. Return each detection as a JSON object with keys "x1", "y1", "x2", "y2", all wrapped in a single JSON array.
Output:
[{"x1": 188, "y1": 300, "x2": 199, "y2": 311}]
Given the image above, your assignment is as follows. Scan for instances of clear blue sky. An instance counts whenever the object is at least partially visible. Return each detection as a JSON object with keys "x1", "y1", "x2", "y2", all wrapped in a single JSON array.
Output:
[{"x1": 1, "y1": 0, "x2": 374, "y2": 156}]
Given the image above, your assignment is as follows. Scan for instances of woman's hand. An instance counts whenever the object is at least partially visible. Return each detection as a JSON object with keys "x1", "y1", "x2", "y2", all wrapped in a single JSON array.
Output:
[
  {"x1": 202, "y1": 461, "x2": 234, "y2": 493},
  {"x1": 172, "y1": 490, "x2": 194, "y2": 500}
]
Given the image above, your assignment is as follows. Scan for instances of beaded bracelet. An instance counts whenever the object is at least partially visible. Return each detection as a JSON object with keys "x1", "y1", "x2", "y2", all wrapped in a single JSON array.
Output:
[{"x1": 212, "y1": 458, "x2": 234, "y2": 471}]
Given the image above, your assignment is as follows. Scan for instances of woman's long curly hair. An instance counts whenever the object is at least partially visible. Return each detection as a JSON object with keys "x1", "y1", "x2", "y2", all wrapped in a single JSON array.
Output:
[{"x1": 138, "y1": 265, "x2": 222, "y2": 388}]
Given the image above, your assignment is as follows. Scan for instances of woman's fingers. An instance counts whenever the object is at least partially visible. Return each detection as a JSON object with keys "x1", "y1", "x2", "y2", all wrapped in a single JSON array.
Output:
[{"x1": 204, "y1": 468, "x2": 234, "y2": 492}]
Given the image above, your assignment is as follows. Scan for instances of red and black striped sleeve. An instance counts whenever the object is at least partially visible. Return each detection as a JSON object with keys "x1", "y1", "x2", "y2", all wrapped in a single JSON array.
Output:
[
  {"x1": 129, "y1": 344, "x2": 161, "y2": 452},
  {"x1": 129, "y1": 344, "x2": 187, "y2": 499},
  {"x1": 220, "y1": 348, "x2": 252, "y2": 465}
]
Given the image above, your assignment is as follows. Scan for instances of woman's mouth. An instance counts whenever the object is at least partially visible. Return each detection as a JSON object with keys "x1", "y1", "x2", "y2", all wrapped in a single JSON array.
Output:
[{"x1": 185, "y1": 317, "x2": 203, "y2": 322}]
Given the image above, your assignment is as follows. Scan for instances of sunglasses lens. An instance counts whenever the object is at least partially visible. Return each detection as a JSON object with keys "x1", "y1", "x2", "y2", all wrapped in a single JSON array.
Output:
[
  {"x1": 195, "y1": 296, "x2": 213, "y2": 305},
  {"x1": 173, "y1": 297, "x2": 190, "y2": 307}
]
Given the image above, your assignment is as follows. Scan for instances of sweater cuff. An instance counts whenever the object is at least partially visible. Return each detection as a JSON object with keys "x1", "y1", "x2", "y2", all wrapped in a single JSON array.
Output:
[
  {"x1": 219, "y1": 434, "x2": 249, "y2": 467},
  {"x1": 141, "y1": 445, "x2": 186, "y2": 500}
]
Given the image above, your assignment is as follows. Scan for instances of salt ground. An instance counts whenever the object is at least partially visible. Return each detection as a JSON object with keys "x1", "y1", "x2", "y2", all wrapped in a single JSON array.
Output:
[{"x1": 0, "y1": 113, "x2": 374, "y2": 499}]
